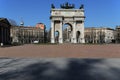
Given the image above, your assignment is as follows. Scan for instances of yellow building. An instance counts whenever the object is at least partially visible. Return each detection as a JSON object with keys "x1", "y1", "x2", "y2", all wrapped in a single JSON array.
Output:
[
  {"x1": 85, "y1": 27, "x2": 114, "y2": 43},
  {"x1": 11, "y1": 23, "x2": 46, "y2": 44}
]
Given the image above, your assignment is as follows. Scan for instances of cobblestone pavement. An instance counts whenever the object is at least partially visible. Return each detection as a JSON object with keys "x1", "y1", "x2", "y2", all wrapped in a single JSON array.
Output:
[
  {"x1": 0, "y1": 58, "x2": 120, "y2": 80},
  {"x1": 0, "y1": 44, "x2": 120, "y2": 58}
]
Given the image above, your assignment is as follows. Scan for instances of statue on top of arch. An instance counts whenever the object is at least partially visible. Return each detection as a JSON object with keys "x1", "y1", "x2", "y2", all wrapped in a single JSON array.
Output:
[
  {"x1": 51, "y1": 4, "x2": 55, "y2": 9},
  {"x1": 60, "y1": 2, "x2": 75, "y2": 9},
  {"x1": 79, "y1": 4, "x2": 84, "y2": 9}
]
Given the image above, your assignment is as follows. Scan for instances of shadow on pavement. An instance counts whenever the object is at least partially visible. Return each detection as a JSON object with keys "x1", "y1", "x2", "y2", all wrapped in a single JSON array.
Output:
[{"x1": 0, "y1": 58, "x2": 120, "y2": 80}]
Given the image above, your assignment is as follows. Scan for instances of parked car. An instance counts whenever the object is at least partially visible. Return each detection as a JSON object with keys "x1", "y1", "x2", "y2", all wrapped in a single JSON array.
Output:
[{"x1": 33, "y1": 40, "x2": 39, "y2": 44}]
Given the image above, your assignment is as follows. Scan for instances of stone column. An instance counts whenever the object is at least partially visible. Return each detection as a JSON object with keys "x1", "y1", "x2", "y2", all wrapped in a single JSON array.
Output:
[
  {"x1": 0, "y1": 27, "x2": 1, "y2": 43},
  {"x1": 95, "y1": 30, "x2": 97, "y2": 43},
  {"x1": 6, "y1": 28, "x2": 9, "y2": 44},
  {"x1": 4, "y1": 28, "x2": 6, "y2": 44},
  {"x1": 59, "y1": 21, "x2": 63, "y2": 43},
  {"x1": 1, "y1": 27, "x2": 3, "y2": 46},
  {"x1": 80, "y1": 21, "x2": 85, "y2": 43},
  {"x1": 72, "y1": 21, "x2": 77, "y2": 43},
  {"x1": 5, "y1": 28, "x2": 7, "y2": 44},
  {"x1": 51, "y1": 21, "x2": 55, "y2": 43}
]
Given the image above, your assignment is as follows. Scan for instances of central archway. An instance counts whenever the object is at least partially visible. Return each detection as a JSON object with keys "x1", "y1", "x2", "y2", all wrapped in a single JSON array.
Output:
[{"x1": 63, "y1": 23, "x2": 73, "y2": 43}]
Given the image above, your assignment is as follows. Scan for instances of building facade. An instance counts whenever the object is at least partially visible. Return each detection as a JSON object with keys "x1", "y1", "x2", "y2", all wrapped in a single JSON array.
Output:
[
  {"x1": 10, "y1": 23, "x2": 46, "y2": 44},
  {"x1": 115, "y1": 26, "x2": 120, "y2": 43},
  {"x1": 85, "y1": 27, "x2": 114, "y2": 43},
  {"x1": 0, "y1": 18, "x2": 11, "y2": 45}
]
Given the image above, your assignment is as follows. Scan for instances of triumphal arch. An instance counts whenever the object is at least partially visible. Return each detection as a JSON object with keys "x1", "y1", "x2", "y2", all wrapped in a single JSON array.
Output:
[{"x1": 50, "y1": 2, "x2": 85, "y2": 43}]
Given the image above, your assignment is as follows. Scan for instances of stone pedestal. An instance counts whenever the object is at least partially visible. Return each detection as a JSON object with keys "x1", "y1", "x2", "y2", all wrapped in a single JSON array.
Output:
[
  {"x1": 81, "y1": 38, "x2": 85, "y2": 43},
  {"x1": 59, "y1": 38, "x2": 63, "y2": 43},
  {"x1": 73, "y1": 38, "x2": 77, "y2": 43},
  {"x1": 51, "y1": 38, "x2": 55, "y2": 43}
]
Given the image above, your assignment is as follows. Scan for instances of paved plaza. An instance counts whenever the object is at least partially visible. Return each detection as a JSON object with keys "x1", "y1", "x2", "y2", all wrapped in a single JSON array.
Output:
[{"x1": 0, "y1": 44, "x2": 120, "y2": 58}]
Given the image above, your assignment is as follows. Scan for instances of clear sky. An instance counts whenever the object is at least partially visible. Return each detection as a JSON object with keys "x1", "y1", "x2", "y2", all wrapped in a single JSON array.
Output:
[{"x1": 0, "y1": 0, "x2": 120, "y2": 30}]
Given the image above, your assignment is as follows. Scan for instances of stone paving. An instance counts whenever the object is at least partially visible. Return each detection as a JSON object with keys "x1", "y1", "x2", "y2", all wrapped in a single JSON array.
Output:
[{"x1": 0, "y1": 44, "x2": 120, "y2": 58}]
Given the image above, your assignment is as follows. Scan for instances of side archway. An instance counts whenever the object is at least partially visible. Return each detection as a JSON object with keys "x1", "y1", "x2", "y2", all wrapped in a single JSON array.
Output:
[
  {"x1": 55, "y1": 31, "x2": 59, "y2": 43},
  {"x1": 76, "y1": 31, "x2": 81, "y2": 43}
]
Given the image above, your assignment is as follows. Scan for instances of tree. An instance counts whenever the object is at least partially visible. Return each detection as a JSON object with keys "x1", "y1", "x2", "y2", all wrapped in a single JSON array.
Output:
[{"x1": 98, "y1": 30, "x2": 105, "y2": 44}]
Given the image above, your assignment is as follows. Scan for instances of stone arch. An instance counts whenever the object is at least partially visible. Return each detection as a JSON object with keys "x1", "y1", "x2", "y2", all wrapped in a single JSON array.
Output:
[
  {"x1": 63, "y1": 23, "x2": 73, "y2": 31},
  {"x1": 50, "y1": 3, "x2": 85, "y2": 44},
  {"x1": 76, "y1": 31, "x2": 81, "y2": 43}
]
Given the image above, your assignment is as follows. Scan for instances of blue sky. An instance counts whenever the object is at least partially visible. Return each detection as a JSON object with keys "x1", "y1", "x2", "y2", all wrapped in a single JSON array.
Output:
[{"x1": 0, "y1": 0, "x2": 120, "y2": 30}]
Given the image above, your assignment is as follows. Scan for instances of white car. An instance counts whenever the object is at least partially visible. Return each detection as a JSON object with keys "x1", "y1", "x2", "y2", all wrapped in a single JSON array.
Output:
[{"x1": 33, "y1": 40, "x2": 39, "y2": 44}]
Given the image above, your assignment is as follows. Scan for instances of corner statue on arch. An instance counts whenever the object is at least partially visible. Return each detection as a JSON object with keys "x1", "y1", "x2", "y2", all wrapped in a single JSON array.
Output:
[{"x1": 50, "y1": 2, "x2": 85, "y2": 44}]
